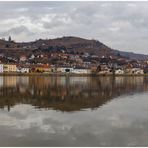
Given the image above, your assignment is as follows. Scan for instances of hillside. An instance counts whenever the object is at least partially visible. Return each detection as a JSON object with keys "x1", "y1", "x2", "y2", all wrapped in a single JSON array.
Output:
[
  {"x1": 31, "y1": 36, "x2": 115, "y2": 57},
  {"x1": 0, "y1": 36, "x2": 148, "y2": 60}
]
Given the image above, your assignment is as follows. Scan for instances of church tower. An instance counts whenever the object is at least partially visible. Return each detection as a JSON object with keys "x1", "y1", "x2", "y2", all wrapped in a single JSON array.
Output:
[{"x1": 8, "y1": 36, "x2": 11, "y2": 42}]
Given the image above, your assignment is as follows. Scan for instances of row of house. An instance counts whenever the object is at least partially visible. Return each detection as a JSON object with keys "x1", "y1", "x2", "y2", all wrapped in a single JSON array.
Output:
[
  {"x1": 97, "y1": 67, "x2": 144, "y2": 75},
  {"x1": 55, "y1": 67, "x2": 92, "y2": 74},
  {"x1": 115, "y1": 68, "x2": 144, "y2": 75},
  {"x1": 52, "y1": 67, "x2": 144, "y2": 75},
  {"x1": 0, "y1": 63, "x2": 145, "y2": 75},
  {"x1": 0, "y1": 63, "x2": 92, "y2": 74},
  {"x1": 0, "y1": 64, "x2": 52, "y2": 73},
  {"x1": 0, "y1": 64, "x2": 30, "y2": 73},
  {"x1": 0, "y1": 64, "x2": 17, "y2": 73}
]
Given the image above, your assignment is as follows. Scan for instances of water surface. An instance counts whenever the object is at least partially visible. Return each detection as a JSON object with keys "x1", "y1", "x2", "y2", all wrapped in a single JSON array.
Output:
[{"x1": 0, "y1": 76, "x2": 148, "y2": 146}]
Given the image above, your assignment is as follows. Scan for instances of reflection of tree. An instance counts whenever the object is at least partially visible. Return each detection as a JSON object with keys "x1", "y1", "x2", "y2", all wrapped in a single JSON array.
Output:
[{"x1": 0, "y1": 76, "x2": 147, "y2": 112}]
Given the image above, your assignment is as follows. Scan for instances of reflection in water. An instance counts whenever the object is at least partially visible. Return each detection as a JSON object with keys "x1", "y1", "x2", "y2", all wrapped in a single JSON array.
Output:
[
  {"x1": 0, "y1": 76, "x2": 147, "y2": 111},
  {"x1": 0, "y1": 76, "x2": 148, "y2": 146}
]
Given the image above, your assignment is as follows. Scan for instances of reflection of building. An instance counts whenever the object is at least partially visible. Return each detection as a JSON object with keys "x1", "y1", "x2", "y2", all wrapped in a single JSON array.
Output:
[
  {"x1": 17, "y1": 77, "x2": 29, "y2": 94},
  {"x1": 0, "y1": 77, "x2": 3, "y2": 87},
  {"x1": 69, "y1": 77, "x2": 89, "y2": 85},
  {"x1": 4, "y1": 64, "x2": 17, "y2": 72},
  {"x1": 0, "y1": 64, "x2": 4, "y2": 73},
  {"x1": 30, "y1": 76, "x2": 51, "y2": 89},
  {"x1": 3, "y1": 76, "x2": 17, "y2": 87},
  {"x1": 0, "y1": 76, "x2": 148, "y2": 112},
  {"x1": 16, "y1": 77, "x2": 29, "y2": 86}
]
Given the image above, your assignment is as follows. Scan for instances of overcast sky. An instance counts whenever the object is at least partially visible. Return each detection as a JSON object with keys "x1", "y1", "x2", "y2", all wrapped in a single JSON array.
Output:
[{"x1": 0, "y1": 1, "x2": 148, "y2": 54}]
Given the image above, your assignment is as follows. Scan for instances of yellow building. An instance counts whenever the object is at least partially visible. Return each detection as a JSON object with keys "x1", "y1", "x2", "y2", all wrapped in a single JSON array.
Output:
[
  {"x1": 35, "y1": 67, "x2": 52, "y2": 73},
  {"x1": 3, "y1": 64, "x2": 17, "y2": 72}
]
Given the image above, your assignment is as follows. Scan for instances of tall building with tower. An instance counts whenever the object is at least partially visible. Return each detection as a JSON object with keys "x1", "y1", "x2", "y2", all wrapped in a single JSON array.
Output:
[{"x1": 8, "y1": 36, "x2": 11, "y2": 42}]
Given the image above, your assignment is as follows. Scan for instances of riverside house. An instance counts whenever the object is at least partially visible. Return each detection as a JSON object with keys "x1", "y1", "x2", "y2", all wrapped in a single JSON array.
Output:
[
  {"x1": 98, "y1": 65, "x2": 112, "y2": 74},
  {"x1": 125, "y1": 68, "x2": 144, "y2": 75},
  {"x1": 34, "y1": 64, "x2": 51, "y2": 73},
  {"x1": 17, "y1": 67, "x2": 30, "y2": 73},
  {"x1": 72, "y1": 67, "x2": 91, "y2": 74},
  {"x1": 19, "y1": 55, "x2": 27, "y2": 62},
  {"x1": 115, "y1": 69, "x2": 124, "y2": 75},
  {"x1": 3, "y1": 64, "x2": 17, "y2": 72},
  {"x1": 57, "y1": 67, "x2": 74, "y2": 73},
  {"x1": 132, "y1": 68, "x2": 144, "y2": 74},
  {"x1": 98, "y1": 69, "x2": 112, "y2": 74}
]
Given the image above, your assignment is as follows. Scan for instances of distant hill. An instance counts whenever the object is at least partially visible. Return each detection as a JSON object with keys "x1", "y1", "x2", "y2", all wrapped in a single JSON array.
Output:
[
  {"x1": 0, "y1": 36, "x2": 148, "y2": 60},
  {"x1": 31, "y1": 36, "x2": 115, "y2": 56},
  {"x1": 116, "y1": 50, "x2": 148, "y2": 60}
]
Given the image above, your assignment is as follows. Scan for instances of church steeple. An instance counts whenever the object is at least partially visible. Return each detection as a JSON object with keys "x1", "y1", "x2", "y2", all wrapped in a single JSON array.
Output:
[{"x1": 8, "y1": 36, "x2": 11, "y2": 42}]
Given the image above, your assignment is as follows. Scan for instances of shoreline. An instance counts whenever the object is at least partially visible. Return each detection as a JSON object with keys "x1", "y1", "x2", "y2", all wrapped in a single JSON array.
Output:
[{"x1": 0, "y1": 72, "x2": 148, "y2": 77}]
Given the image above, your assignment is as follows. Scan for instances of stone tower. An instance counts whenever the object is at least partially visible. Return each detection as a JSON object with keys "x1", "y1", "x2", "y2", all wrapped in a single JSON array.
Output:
[{"x1": 8, "y1": 36, "x2": 11, "y2": 42}]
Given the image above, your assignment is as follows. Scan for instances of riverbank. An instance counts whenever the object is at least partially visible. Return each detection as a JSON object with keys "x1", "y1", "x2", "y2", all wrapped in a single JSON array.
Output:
[{"x1": 0, "y1": 72, "x2": 148, "y2": 77}]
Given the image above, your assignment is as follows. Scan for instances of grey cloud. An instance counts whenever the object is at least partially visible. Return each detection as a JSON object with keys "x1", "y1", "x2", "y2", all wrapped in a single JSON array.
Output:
[
  {"x1": 9, "y1": 26, "x2": 34, "y2": 35},
  {"x1": 0, "y1": 25, "x2": 35, "y2": 38},
  {"x1": 0, "y1": 2, "x2": 148, "y2": 54}
]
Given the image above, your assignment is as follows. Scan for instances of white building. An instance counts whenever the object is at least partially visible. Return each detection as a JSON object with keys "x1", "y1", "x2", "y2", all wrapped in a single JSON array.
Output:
[
  {"x1": 57, "y1": 67, "x2": 74, "y2": 73},
  {"x1": 0, "y1": 64, "x2": 4, "y2": 73},
  {"x1": 132, "y1": 68, "x2": 144, "y2": 74},
  {"x1": 115, "y1": 69, "x2": 124, "y2": 75},
  {"x1": 72, "y1": 68, "x2": 91, "y2": 74},
  {"x1": 98, "y1": 68, "x2": 112, "y2": 74},
  {"x1": 29, "y1": 54, "x2": 35, "y2": 59},
  {"x1": 17, "y1": 67, "x2": 30, "y2": 73},
  {"x1": 20, "y1": 55, "x2": 27, "y2": 62},
  {"x1": 125, "y1": 68, "x2": 144, "y2": 75}
]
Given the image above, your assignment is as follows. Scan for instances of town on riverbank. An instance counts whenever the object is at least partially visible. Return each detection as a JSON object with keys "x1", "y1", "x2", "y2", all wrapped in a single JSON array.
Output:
[
  {"x1": 1, "y1": 36, "x2": 148, "y2": 76},
  {"x1": 0, "y1": 62, "x2": 148, "y2": 76}
]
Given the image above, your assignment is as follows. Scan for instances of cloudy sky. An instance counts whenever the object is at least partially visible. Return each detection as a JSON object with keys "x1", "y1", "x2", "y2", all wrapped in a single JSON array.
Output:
[{"x1": 0, "y1": 1, "x2": 148, "y2": 54}]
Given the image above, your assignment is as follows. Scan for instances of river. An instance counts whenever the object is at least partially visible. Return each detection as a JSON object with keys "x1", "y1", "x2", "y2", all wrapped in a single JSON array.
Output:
[{"x1": 0, "y1": 76, "x2": 148, "y2": 146}]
